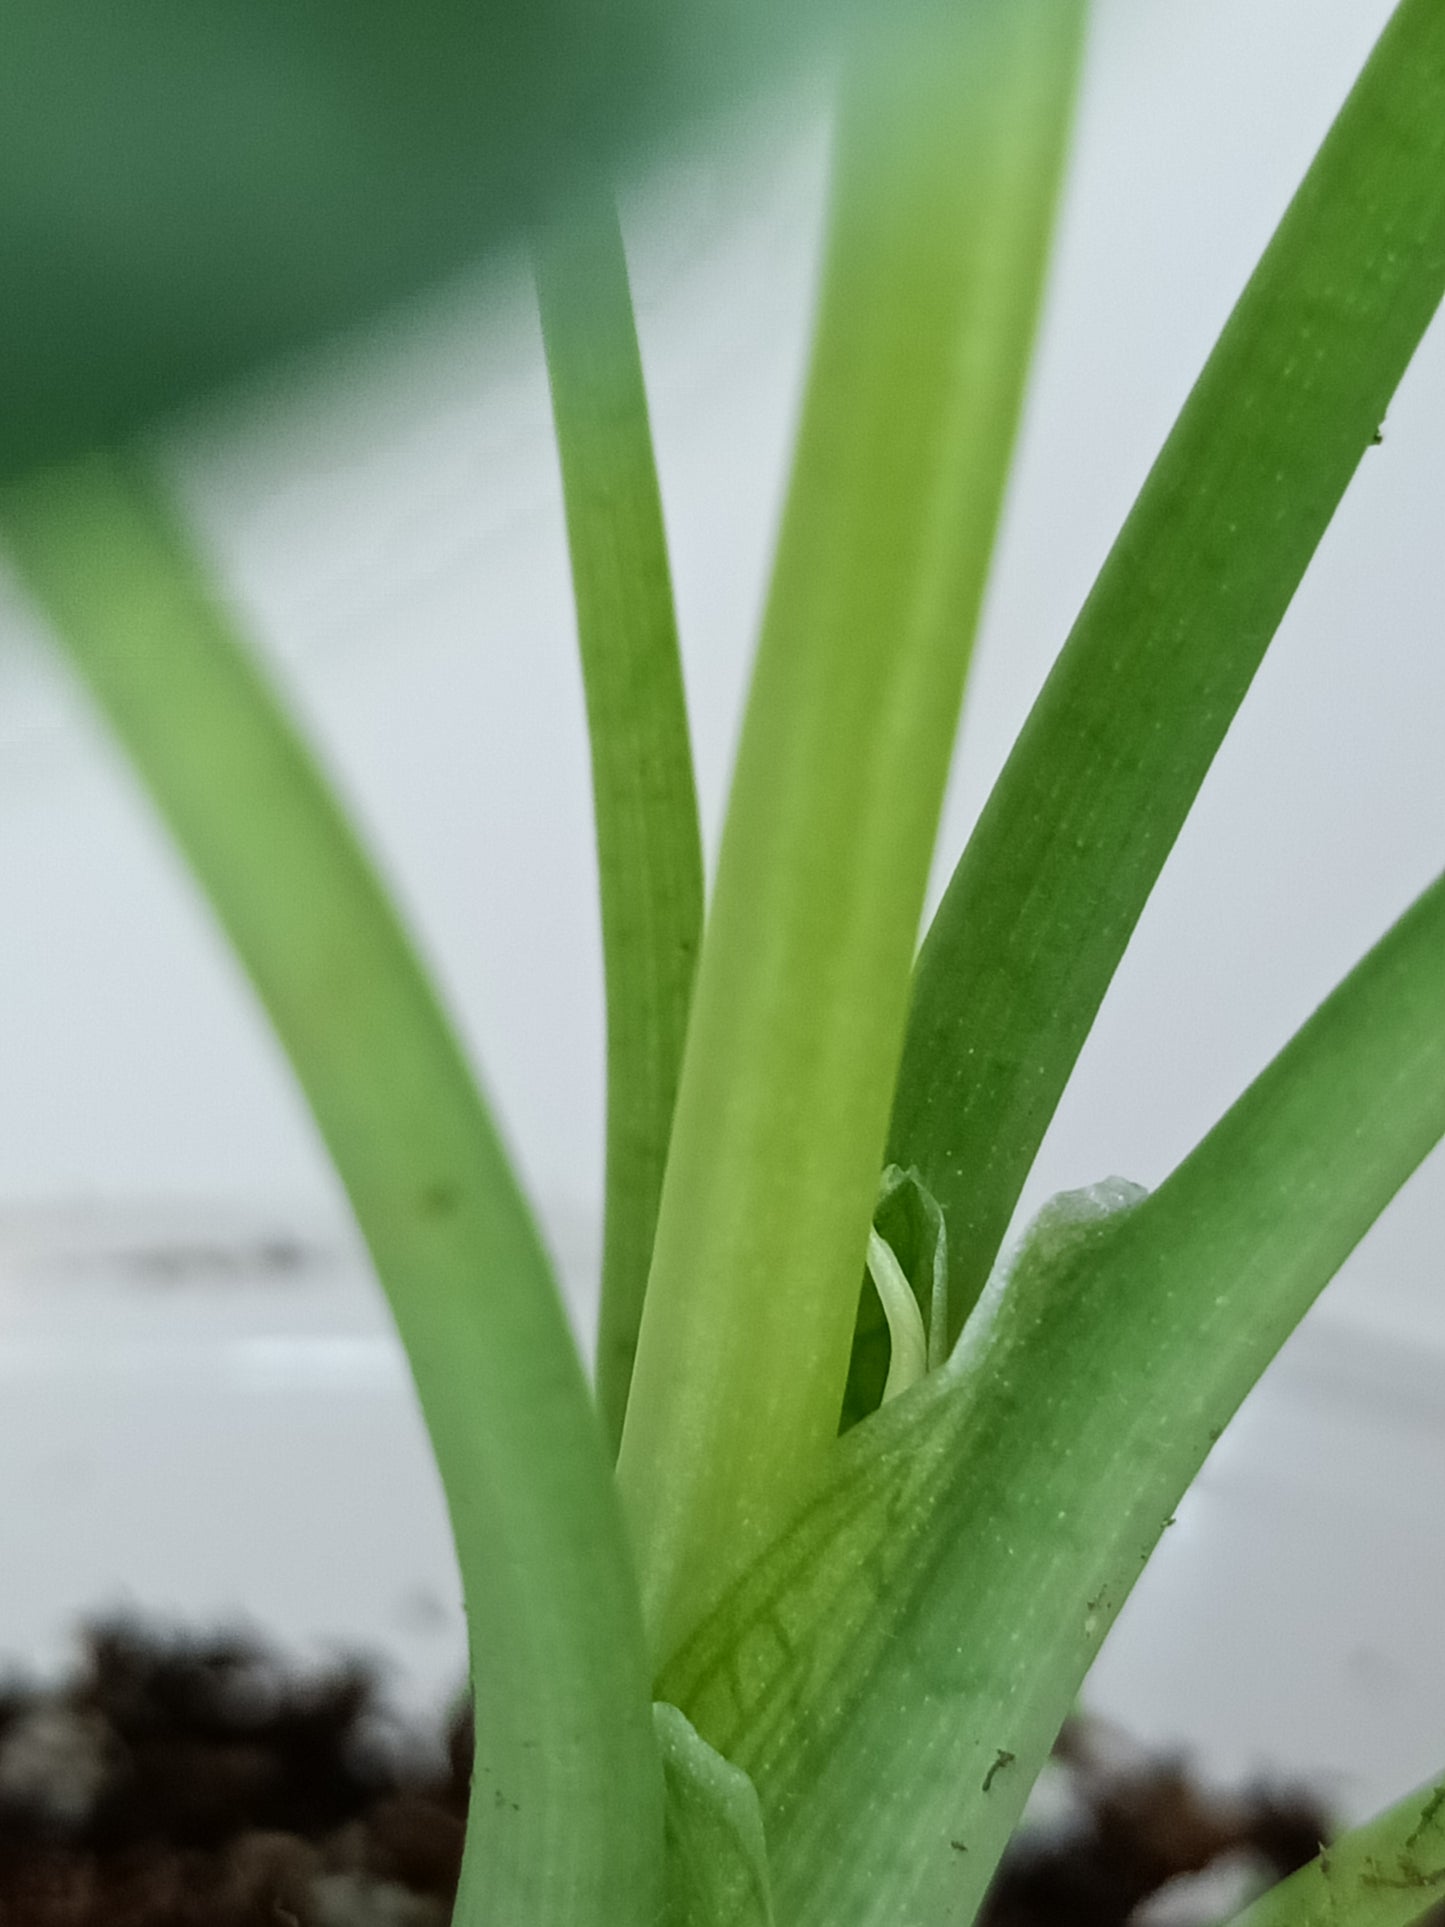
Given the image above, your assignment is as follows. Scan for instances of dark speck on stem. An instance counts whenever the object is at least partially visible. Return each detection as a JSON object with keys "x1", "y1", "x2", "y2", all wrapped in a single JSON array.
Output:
[{"x1": 419, "y1": 1179, "x2": 462, "y2": 1220}]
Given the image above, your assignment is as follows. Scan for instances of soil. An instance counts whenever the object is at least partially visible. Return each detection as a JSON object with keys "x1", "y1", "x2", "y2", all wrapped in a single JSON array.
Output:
[
  {"x1": 984, "y1": 1722, "x2": 1332, "y2": 1927},
  {"x1": 0, "y1": 1622, "x2": 1365, "y2": 1926},
  {"x1": 0, "y1": 1625, "x2": 466, "y2": 1926}
]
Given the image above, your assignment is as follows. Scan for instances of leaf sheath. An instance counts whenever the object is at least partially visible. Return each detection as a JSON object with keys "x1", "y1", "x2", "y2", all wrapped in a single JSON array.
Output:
[{"x1": 667, "y1": 865, "x2": 1445, "y2": 1927}]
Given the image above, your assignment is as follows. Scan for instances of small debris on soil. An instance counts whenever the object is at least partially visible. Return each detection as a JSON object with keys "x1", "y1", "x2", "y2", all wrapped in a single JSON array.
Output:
[{"x1": 0, "y1": 1621, "x2": 1368, "y2": 1926}]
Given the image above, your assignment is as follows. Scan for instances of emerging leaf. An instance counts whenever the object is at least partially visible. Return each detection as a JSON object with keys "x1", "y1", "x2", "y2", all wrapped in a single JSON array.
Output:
[
  {"x1": 657, "y1": 1703, "x2": 776, "y2": 1927},
  {"x1": 843, "y1": 1165, "x2": 951, "y2": 1428}
]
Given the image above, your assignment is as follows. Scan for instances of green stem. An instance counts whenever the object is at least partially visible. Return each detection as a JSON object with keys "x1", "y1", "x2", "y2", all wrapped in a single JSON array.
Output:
[
  {"x1": 1226, "y1": 1776, "x2": 1445, "y2": 1927},
  {"x1": 536, "y1": 197, "x2": 704, "y2": 1455},
  {"x1": 888, "y1": 0, "x2": 1445, "y2": 1343},
  {"x1": 617, "y1": 0, "x2": 1085, "y2": 1663},
  {"x1": 0, "y1": 454, "x2": 663, "y2": 1927}
]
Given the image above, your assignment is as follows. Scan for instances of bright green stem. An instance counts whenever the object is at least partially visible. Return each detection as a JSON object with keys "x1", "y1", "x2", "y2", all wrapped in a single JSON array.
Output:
[
  {"x1": 536, "y1": 198, "x2": 704, "y2": 1456},
  {"x1": 0, "y1": 455, "x2": 663, "y2": 1927},
  {"x1": 1227, "y1": 1776, "x2": 1445, "y2": 1927},
  {"x1": 617, "y1": 0, "x2": 1085, "y2": 1663},
  {"x1": 888, "y1": 0, "x2": 1445, "y2": 1343}
]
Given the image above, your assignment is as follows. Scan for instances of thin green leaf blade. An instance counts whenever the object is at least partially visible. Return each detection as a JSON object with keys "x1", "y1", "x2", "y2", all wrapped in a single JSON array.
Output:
[
  {"x1": 889, "y1": 0, "x2": 1445, "y2": 1343},
  {"x1": 1225, "y1": 1773, "x2": 1445, "y2": 1927},
  {"x1": 656, "y1": 1703, "x2": 776, "y2": 1927},
  {"x1": 536, "y1": 199, "x2": 705, "y2": 1454},
  {"x1": 666, "y1": 867, "x2": 1445, "y2": 1927},
  {"x1": 618, "y1": 0, "x2": 1085, "y2": 1664},
  {"x1": 0, "y1": 455, "x2": 664, "y2": 1927}
]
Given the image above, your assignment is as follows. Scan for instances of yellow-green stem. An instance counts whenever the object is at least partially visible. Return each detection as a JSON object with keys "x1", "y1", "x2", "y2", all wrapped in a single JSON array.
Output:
[{"x1": 617, "y1": 0, "x2": 1085, "y2": 1664}]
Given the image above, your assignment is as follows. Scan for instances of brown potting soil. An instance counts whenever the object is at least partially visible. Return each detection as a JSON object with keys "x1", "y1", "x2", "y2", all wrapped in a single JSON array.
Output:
[{"x1": 0, "y1": 1623, "x2": 1345, "y2": 1925}]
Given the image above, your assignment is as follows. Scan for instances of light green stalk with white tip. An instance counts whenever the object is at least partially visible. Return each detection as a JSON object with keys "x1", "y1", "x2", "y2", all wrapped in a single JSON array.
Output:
[{"x1": 866, "y1": 1229, "x2": 929, "y2": 1402}]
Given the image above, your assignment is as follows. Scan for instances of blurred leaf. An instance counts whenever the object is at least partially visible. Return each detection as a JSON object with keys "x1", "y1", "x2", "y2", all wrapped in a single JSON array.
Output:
[
  {"x1": 657, "y1": 1703, "x2": 776, "y2": 1927},
  {"x1": 888, "y1": 0, "x2": 1445, "y2": 1339},
  {"x1": 0, "y1": 454, "x2": 664, "y2": 1927},
  {"x1": 537, "y1": 199, "x2": 704, "y2": 1455},
  {"x1": 0, "y1": 0, "x2": 938, "y2": 479},
  {"x1": 664, "y1": 866, "x2": 1445, "y2": 1927}
]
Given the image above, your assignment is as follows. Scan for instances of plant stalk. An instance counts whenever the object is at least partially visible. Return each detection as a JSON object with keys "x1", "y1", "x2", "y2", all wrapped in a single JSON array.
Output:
[
  {"x1": 0, "y1": 454, "x2": 664, "y2": 1927},
  {"x1": 617, "y1": 0, "x2": 1085, "y2": 1663}
]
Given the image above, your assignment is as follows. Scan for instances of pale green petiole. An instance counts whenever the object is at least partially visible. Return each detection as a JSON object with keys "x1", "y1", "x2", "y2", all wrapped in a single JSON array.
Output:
[{"x1": 617, "y1": 0, "x2": 1086, "y2": 1666}]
